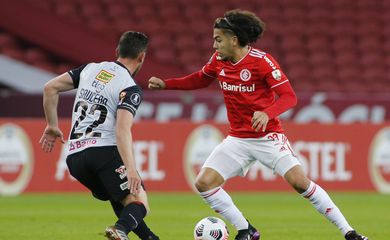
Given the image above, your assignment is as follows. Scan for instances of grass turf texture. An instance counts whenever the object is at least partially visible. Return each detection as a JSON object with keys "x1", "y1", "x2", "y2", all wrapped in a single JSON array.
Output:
[{"x1": 0, "y1": 192, "x2": 388, "y2": 239}]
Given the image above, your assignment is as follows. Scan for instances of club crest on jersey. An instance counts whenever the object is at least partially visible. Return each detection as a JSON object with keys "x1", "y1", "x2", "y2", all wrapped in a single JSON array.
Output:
[
  {"x1": 130, "y1": 93, "x2": 141, "y2": 105},
  {"x1": 119, "y1": 91, "x2": 126, "y2": 104},
  {"x1": 95, "y1": 70, "x2": 114, "y2": 83},
  {"x1": 240, "y1": 69, "x2": 251, "y2": 81},
  {"x1": 272, "y1": 69, "x2": 282, "y2": 81}
]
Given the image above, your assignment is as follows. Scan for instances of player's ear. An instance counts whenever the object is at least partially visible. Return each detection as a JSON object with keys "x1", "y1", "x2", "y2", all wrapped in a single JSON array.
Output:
[
  {"x1": 231, "y1": 35, "x2": 239, "y2": 47},
  {"x1": 138, "y1": 52, "x2": 146, "y2": 63},
  {"x1": 115, "y1": 47, "x2": 119, "y2": 58}
]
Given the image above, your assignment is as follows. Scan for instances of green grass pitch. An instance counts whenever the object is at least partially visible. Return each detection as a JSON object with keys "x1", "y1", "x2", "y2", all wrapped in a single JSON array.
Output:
[{"x1": 0, "y1": 192, "x2": 389, "y2": 239}]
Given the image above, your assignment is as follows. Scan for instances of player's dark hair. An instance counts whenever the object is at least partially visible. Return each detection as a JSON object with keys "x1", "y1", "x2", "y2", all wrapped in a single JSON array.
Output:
[
  {"x1": 214, "y1": 9, "x2": 266, "y2": 46},
  {"x1": 117, "y1": 31, "x2": 149, "y2": 59}
]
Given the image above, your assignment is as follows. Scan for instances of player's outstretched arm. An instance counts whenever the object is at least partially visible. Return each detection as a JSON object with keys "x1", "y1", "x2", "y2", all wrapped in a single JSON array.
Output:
[{"x1": 148, "y1": 77, "x2": 166, "y2": 90}]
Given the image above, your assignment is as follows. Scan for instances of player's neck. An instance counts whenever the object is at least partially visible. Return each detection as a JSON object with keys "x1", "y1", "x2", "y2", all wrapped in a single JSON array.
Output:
[
  {"x1": 117, "y1": 58, "x2": 137, "y2": 75},
  {"x1": 231, "y1": 46, "x2": 250, "y2": 63}
]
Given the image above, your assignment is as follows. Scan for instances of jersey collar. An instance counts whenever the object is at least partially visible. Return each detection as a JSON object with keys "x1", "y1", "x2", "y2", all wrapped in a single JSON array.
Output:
[{"x1": 229, "y1": 46, "x2": 251, "y2": 66}]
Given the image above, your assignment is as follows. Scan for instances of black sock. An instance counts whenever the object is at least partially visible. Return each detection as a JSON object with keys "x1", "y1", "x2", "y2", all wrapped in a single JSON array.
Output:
[
  {"x1": 110, "y1": 200, "x2": 158, "y2": 239},
  {"x1": 110, "y1": 200, "x2": 122, "y2": 218},
  {"x1": 133, "y1": 220, "x2": 159, "y2": 239},
  {"x1": 115, "y1": 201, "x2": 147, "y2": 234}
]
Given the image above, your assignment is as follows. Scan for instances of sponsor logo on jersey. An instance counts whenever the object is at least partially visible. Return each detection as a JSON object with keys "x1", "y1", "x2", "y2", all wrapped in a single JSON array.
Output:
[
  {"x1": 240, "y1": 69, "x2": 251, "y2": 81},
  {"x1": 369, "y1": 127, "x2": 390, "y2": 193},
  {"x1": 183, "y1": 125, "x2": 224, "y2": 192},
  {"x1": 219, "y1": 69, "x2": 225, "y2": 76},
  {"x1": 219, "y1": 82, "x2": 255, "y2": 92},
  {"x1": 95, "y1": 70, "x2": 115, "y2": 83},
  {"x1": 0, "y1": 124, "x2": 33, "y2": 196},
  {"x1": 92, "y1": 80, "x2": 106, "y2": 93},
  {"x1": 130, "y1": 93, "x2": 141, "y2": 105},
  {"x1": 263, "y1": 55, "x2": 277, "y2": 70},
  {"x1": 271, "y1": 69, "x2": 282, "y2": 81}
]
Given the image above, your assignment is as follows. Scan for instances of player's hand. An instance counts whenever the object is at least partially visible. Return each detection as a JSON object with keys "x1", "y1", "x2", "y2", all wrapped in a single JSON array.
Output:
[
  {"x1": 148, "y1": 77, "x2": 166, "y2": 90},
  {"x1": 252, "y1": 111, "x2": 269, "y2": 132},
  {"x1": 39, "y1": 125, "x2": 65, "y2": 152},
  {"x1": 127, "y1": 169, "x2": 141, "y2": 196}
]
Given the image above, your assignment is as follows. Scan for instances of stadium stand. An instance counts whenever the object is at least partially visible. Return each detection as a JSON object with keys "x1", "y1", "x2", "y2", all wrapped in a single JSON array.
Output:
[{"x1": 0, "y1": 0, "x2": 389, "y2": 92}]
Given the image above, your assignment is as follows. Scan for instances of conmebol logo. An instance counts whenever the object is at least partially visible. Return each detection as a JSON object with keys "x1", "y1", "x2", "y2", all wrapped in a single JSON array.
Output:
[{"x1": 0, "y1": 124, "x2": 33, "y2": 196}]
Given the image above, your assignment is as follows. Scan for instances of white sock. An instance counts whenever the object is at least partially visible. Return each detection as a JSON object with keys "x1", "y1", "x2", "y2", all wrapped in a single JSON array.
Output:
[
  {"x1": 199, "y1": 187, "x2": 248, "y2": 230},
  {"x1": 301, "y1": 181, "x2": 353, "y2": 235}
]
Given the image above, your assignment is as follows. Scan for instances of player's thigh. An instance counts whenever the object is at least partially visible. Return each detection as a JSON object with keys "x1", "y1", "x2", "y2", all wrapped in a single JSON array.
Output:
[
  {"x1": 203, "y1": 136, "x2": 252, "y2": 180},
  {"x1": 66, "y1": 151, "x2": 109, "y2": 199},
  {"x1": 86, "y1": 146, "x2": 130, "y2": 202},
  {"x1": 250, "y1": 133, "x2": 300, "y2": 176}
]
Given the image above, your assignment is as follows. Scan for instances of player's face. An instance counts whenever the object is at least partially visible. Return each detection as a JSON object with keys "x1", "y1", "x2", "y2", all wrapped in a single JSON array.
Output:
[{"x1": 213, "y1": 28, "x2": 235, "y2": 60}]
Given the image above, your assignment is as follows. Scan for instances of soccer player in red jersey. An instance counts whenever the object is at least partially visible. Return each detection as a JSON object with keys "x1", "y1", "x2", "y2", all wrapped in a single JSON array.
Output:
[{"x1": 149, "y1": 9, "x2": 368, "y2": 240}]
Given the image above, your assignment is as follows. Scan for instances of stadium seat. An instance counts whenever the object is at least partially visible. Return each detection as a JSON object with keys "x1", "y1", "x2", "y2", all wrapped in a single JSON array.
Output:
[{"x1": 2, "y1": 0, "x2": 388, "y2": 93}]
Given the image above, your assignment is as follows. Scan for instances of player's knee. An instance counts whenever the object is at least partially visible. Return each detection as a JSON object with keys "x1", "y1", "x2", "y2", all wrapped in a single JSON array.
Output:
[
  {"x1": 195, "y1": 178, "x2": 211, "y2": 192},
  {"x1": 288, "y1": 175, "x2": 310, "y2": 193},
  {"x1": 143, "y1": 202, "x2": 151, "y2": 215},
  {"x1": 284, "y1": 167, "x2": 310, "y2": 193}
]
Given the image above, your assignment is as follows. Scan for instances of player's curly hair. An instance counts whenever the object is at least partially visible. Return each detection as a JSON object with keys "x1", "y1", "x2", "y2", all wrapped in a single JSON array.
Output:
[{"x1": 214, "y1": 9, "x2": 266, "y2": 46}]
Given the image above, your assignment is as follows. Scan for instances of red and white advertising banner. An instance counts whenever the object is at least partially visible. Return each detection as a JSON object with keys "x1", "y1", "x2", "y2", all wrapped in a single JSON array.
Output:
[{"x1": 0, "y1": 118, "x2": 390, "y2": 195}]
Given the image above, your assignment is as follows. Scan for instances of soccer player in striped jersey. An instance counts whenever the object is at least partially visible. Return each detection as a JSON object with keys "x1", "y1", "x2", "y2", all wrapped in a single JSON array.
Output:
[
  {"x1": 40, "y1": 31, "x2": 159, "y2": 240},
  {"x1": 149, "y1": 9, "x2": 367, "y2": 240}
]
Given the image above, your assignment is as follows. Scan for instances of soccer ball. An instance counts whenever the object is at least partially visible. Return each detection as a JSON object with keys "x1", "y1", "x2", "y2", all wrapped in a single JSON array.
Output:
[{"x1": 194, "y1": 217, "x2": 229, "y2": 240}]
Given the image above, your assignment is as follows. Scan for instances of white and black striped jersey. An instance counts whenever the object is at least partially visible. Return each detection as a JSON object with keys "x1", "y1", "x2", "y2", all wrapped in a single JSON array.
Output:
[{"x1": 67, "y1": 61, "x2": 142, "y2": 154}]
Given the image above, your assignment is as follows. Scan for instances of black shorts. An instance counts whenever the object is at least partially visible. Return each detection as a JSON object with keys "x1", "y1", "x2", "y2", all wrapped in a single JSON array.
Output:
[{"x1": 66, "y1": 146, "x2": 144, "y2": 202}]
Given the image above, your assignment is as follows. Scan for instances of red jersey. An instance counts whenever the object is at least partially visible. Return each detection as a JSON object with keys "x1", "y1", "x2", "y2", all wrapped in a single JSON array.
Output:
[{"x1": 165, "y1": 47, "x2": 297, "y2": 138}]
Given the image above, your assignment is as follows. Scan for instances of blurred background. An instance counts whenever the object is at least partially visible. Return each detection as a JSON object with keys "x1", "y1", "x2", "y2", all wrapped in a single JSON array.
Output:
[{"x1": 0, "y1": 0, "x2": 390, "y2": 194}]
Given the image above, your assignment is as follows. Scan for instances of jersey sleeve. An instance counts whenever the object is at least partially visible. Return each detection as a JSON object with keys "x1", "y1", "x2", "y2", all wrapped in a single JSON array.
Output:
[
  {"x1": 68, "y1": 64, "x2": 88, "y2": 88},
  {"x1": 201, "y1": 52, "x2": 219, "y2": 78},
  {"x1": 259, "y1": 54, "x2": 289, "y2": 89},
  {"x1": 117, "y1": 85, "x2": 143, "y2": 116}
]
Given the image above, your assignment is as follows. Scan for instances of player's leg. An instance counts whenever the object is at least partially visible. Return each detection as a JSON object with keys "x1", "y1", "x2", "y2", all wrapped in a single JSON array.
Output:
[
  {"x1": 282, "y1": 163, "x2": 368, "y2": 239},
  {"x1": 89, "y1": 147, "x2": 157, "y2": 240},
  {"x1": 195, "y1": 137, "x2": 260, "y2": 240},
  {"x1": 110, "y1": 196, "x2": 159, "y2": 239}
]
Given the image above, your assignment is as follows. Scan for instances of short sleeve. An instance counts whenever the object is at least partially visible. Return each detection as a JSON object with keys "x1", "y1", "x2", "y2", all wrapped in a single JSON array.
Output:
[
  {"x1": 201, "y1": 52, "x2": 219, "y2": 78},
  {"x1": 117, "y1": 85, "x2": 143, "y2": 116},
  {"x1": 68, "y1": 64, "x2": 88, "y2": 88},
  {"x1": 259, "y1": 54, "x2": 289, "y2": 88}
]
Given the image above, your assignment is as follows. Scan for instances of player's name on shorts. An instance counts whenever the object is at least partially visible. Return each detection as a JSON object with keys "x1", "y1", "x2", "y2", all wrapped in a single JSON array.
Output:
[
  {"x1": 78, "y1": 88, "x2": 108, "y2": 105},
  {"x1": 219, "y1": 81, "x2": 255, "y2": 92}
]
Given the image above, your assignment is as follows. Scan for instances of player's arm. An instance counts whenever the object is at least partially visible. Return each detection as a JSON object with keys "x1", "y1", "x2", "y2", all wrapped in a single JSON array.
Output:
[
  {"x1": 116, "y1": 109, "x2": 140, "y2": 196},
  {"x1": 116, "y1": 86, "x2": 143, "y2": 195},
  {"x1": 40, "y1": 73, "x2": 75, "y2": 152},
  {"x1": 252, "y1": 81, "x2": 297, "y2": 132},
  {"x1": 264, "y1": 81, "x2": 297, "y2": 119},
  {"x1": 252, "y1": 54, "x2": 297, "y2": 132},
  {"x1": 148, "y1": 70, "x2": 215, "y2": 90}
]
